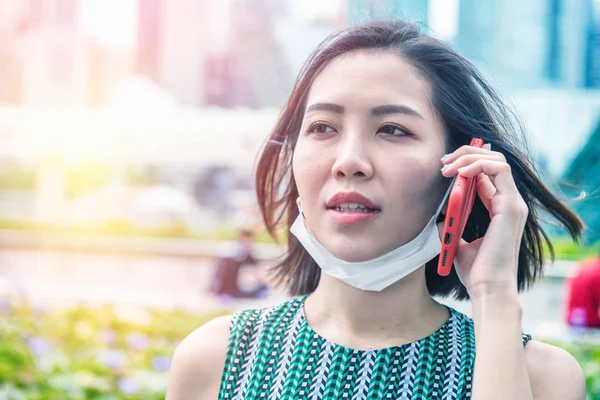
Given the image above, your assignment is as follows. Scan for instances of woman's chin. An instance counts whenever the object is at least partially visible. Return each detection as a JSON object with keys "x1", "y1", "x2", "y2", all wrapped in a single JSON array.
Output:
[{"x1": 326, "y1": 243, "x2": 386, "y2": 263}]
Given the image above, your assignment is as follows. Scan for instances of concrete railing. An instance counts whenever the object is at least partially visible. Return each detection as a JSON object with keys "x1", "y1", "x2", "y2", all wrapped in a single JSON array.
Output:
[
  {"x1": 0, "y1": 229, "x2": 579, "y2": 278},
  {"x1": 0, "y1": 229, "x2": 284, "y2": 260}
]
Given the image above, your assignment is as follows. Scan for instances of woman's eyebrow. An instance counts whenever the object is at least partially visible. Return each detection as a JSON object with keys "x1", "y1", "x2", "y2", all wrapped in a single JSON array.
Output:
[
  {"x1": 305, "y1": 103, "x2": 423, "y2": 119},
  {"x1": 306, "y1": 103, "x2": 344, "y2": 114},
  {"x1": 370, "y1": 104, "x2": 423, "y2": 119}
]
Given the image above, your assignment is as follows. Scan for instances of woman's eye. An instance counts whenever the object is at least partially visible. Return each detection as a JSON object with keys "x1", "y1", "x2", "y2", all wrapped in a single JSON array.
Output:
[
  {"x1": 307, "y1": 122, "x2": 335, "y2": 135},
  {"x1": 378, "y1": 124, "x2": 410, "y2": 137}
]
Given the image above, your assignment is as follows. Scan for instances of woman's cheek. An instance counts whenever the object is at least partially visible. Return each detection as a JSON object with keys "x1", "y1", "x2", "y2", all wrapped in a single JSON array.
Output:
[
  {"x1": 387, "y1": 158, "x2": 441, "y2": 209},
  {"x1": 293, "y1": 152, "x2": 324, "y2": 197},
  {"x1": 295, "y1": 144, "x2": 329, "y2": 176},
  {"x1": 391, "y1": 156, "x2": 431, "y2": 188}
]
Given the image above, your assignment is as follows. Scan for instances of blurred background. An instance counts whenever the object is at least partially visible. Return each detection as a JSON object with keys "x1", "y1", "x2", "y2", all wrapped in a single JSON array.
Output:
[{"x1": 0, "y1": 0, "x2": 599, "y2": 398}]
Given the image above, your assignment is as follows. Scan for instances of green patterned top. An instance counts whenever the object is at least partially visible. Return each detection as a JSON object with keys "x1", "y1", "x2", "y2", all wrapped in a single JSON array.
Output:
[{"x1": 218, "y1": 295, "x2": 532, "y2": 399}]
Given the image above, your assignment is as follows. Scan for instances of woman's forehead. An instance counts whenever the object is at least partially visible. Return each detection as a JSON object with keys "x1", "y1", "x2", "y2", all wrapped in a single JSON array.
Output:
[{"x1": 306, "y1": 50, "x2": 433, "y2": 113}]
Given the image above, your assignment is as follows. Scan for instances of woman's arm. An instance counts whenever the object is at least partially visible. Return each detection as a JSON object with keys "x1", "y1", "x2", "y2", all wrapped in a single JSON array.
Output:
[
  {"x1": 166, "y1": 316, "x2": 232, "y2": 400},
  {"x1": 471, "y1": 291, "x2": 586, "y2": 400},
  {"x1": 440, "y1": 145, "x2": 586, "y2": 399},
  {"x1": 471, "y1": 290, "x2": 532, "y2": 399}
]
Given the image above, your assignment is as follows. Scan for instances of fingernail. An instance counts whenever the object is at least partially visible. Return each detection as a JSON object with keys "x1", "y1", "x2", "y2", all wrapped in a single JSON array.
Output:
[
  {"x1": 441, "y1": 164, "x2": 450, "y2": 172},
  {"x1": 484, "y1": 143, "x2": 491, "y2": 150},
  {"x1": 440, "y1": 154, "x2": 451, "y2": 162}
]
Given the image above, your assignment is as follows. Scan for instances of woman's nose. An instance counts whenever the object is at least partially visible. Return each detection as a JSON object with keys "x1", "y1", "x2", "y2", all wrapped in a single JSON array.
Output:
[{"x1": 330, "y1": 136, "x2": 374, "y2": 180}]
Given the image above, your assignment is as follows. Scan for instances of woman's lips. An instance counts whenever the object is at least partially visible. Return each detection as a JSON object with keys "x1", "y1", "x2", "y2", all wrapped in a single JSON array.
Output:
[
  {"x1": 327, "y1": 208, "x2": 381, "y2": 225},
  {"x1": 326, "y1": 191, "x2": 380, "y2": 210}
]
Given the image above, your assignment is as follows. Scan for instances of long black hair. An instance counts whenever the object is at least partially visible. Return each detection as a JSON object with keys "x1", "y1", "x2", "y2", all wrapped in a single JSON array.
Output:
[{"x1": 255, "y1": 19, "x2": 584, "y2": 299}]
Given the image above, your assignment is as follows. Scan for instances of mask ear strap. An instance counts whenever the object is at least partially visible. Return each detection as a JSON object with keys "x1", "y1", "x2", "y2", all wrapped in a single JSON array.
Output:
[
  {"x1": 296, "y1": 197, "x2": 305, "y2": 216},
  {"x1": 434, "y1": 176, "x2": 456, "y2": 218}
]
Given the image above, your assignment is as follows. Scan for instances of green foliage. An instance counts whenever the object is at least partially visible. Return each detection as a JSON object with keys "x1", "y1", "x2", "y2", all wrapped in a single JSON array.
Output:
[
  {"x1": 544, "y1": 236, "x2": 599, "y2": 260},
  {"x1": 0, "y1": 298, "x2": 229, "y2": 399}
]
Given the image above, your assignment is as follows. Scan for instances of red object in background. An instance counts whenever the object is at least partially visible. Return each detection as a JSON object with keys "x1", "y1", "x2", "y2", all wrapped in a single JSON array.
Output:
[{"x1": 565, "y1": 256, "x2": 600, "y2": 328}]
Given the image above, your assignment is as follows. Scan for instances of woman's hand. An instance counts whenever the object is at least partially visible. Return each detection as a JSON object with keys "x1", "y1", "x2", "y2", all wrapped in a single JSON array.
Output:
[{"x1": 439, "y1": 143, "x2": 529, "y2": 300}]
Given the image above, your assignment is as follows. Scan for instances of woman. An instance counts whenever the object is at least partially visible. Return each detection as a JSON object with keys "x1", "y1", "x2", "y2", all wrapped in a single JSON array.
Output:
[{"x1": 167, "y1": 20, "x2": 586, "y2": 399}]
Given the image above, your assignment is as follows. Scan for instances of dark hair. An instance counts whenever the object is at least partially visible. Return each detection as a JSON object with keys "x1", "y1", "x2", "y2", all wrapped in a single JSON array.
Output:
[{"x1": 255, "y1": 19, "x2": 583, "y2": 299}]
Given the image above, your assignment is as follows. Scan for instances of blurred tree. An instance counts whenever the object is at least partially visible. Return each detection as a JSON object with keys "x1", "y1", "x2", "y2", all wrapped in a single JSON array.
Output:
[{"x1": 562, "y1": 116, "x2": 600, "y2": 243}]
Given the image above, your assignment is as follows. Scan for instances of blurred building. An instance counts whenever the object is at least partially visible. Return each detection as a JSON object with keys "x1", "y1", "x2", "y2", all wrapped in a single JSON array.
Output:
[
  {"x1": 0, "y1": 0, "x2": 139, "y2": 107},
  {"x1": 585, "y1": 0, "x2": 600, "y2": 88},
  {"x1": 455, "y1": 0, "x2": 600, "y2": 89},
  {"x1": 0, "y1": 0, "x2": 28, "y2": 103},
  {"x1": 138, "y1": 0, "x2": 291, "y2": 108},
  {"x1": 228, "y1": 0, "x2": 291, "y2": 108},
  {"x1": 156, "y1": 0, "x2": 208, "y2": 107},
  {"x1": 136, "y1": 0, "x2": 163, "y2": 82},
  {"x1": 347, "y1": 0, "x2": 429, "y2": 24},
  {"x1": 455, "y1": 0, "x2": 554, "y2": 88},
  {"x1": 0, "y1": 0, "x2": 89, "y2": 106},
  {"x1": 0, "y1": 0, "x2": 290, "y2": 108}
]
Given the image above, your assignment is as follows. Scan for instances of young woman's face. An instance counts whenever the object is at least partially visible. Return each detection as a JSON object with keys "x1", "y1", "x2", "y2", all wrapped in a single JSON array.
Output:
[{"x1": 292, "y1": 50, "x2": 448, "y2": 262}]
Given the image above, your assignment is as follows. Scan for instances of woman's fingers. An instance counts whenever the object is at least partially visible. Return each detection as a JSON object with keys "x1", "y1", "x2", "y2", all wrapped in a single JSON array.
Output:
[
  {"x1": 476, "y1": 173, "x2": 495, "y2": 212},
  {"x1": 441, "y1": 143, "x2": 527, "y2": 218},
  {"x1": 456, "y1": 160, "x2": 516, "y2": 196},
  {"x1": 442, "y1": 148, "x2": 516, "y2": 196},
  {"x1": 442, "y1": 157, "x2": 516, "y2": 196},
  {"x1": 441, "y1": 154, "x2": 505, "y2": 176},
  {"x1": 441, "y1": 144, "x2": 506, "y2": 164}
]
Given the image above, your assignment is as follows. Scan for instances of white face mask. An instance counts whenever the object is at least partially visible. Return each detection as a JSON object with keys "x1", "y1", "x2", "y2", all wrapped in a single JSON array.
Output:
[{"x1": 289, "y1": 178, "x2": 454, "y2": 291}]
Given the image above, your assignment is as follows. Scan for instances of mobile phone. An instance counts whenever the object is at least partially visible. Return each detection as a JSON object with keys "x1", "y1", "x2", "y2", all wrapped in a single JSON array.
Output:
[{"x1": 437, "y1": 138, "x2": 485, "y2": 276}]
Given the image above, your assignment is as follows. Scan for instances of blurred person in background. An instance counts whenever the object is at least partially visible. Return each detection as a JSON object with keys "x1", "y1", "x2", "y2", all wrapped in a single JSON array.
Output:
[
  {"x1": 168, "y1": 20, "x2": 586, "y2": 399},
  {"x1": 565, "y1": 255, "x2": 600, "y2": 328},
  {"x1": 209, "y1": 229, "x2": 268, "y2": 299}
]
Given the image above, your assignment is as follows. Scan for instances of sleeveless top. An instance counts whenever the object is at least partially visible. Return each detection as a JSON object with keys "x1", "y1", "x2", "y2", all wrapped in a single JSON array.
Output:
[{"x1": 218, "y1": 295, "x2": 532, "y2": 399}]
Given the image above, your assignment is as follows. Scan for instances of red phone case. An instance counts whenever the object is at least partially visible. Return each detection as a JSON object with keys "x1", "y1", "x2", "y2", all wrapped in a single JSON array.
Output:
[{"x1": 437, "y1": 138, "x2": 485, "y2": 276}]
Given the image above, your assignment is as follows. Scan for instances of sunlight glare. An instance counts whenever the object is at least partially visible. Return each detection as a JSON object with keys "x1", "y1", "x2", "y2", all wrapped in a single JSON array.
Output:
[
  {"x1": 429, "y1": 0, "x2": 459, "y2": 41},
  {"x1": 291, "y1": 0, "x2": 343, "y2": 20},
  {"x1": 80, "y1": 0, "x2": 138, "y2": 50}
]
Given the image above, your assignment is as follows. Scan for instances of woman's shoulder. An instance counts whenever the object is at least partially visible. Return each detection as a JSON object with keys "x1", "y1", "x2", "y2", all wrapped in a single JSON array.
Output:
[
  {"x1": 229, "y1": 296, "x2": 305, "y2": 331},
  {"x1": 446, "y1": 306, "x2": 475, "y2": 335},
  {"x1": 524, "y1": 340, "x2": 586, "y2": 399},
  {"x1": 166, "y1": 315, "x2": 233, "y2": 399}
]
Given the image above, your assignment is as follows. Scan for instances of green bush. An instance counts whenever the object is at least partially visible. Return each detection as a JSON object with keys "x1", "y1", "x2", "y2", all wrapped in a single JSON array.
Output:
[
  {"x1": 0, "y1": 298, "x2": 228, "y2": 399},
  {"x1": 544, "y1": 236, "x2": 599, "y2": 260}
]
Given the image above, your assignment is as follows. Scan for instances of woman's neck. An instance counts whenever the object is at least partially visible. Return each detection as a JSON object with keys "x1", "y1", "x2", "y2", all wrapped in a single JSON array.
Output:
[{"x1": 304, "y1": 267, "x2": 449, "y2": 351}]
